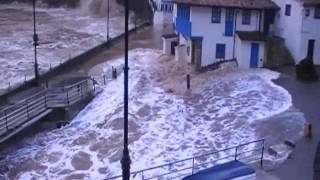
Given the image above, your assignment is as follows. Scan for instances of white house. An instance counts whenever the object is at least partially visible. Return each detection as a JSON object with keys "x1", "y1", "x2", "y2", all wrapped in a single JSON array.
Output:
[
  {"x1": 153, "y1": 0, "x2": 174, "y2": 25},
  {"x1": 170, "y1": 0, "x2": 279, "y2": 70},
  {"x1": 272, "y1": 0, "x2": 320, "y2": 65}
]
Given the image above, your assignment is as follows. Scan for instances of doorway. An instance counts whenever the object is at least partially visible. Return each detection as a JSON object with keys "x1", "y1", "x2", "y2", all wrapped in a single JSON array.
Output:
[
  {"x1": 250, "y1": 43, "x2": 260, "y2": 68},
  {"x1": 307, "y1": 39, "x2": 315, "y2": 60}
]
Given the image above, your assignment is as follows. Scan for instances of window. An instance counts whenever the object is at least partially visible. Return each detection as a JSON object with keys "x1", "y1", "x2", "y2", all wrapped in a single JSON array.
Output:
[
  {"x1": 285, "y1": 4, "x2": 291, "y2": 16},
  {"x1": 177, "y1": 4, "x2": 190, "y2": 19},
  {"x1": 212, "y1": 7, "x2": 221, "y2": 23},
  {"x1": 315, "y1": 6, "x2": 320, "y2": 19},
  {"x1": 305, "y1": 9, "x2": 310, "y2": 17},
  {"x1": 216, "y1": 44, "x2": 226, "y2": 59},
  {"x1": 242, "y1": 10, "x2": 251, "y2": 25}
]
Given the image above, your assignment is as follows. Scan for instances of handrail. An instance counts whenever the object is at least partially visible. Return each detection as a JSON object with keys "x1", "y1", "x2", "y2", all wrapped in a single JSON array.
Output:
[
  {"x1": 0, "y1": 77, "x2": 96, "y2": 139},
  {"x1": 0, "y1": 90, "x2": 47, "y2": 114},
  {"x1": 63, "y1": 78, "x2": 90, "y2": 90},
  {"x1": 106, "y1": 139, "x2": 265, "y2": 180}
]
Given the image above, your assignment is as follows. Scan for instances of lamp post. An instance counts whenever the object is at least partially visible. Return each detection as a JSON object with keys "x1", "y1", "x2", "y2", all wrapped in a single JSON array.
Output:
[
  {"x1": 33, "y1": 0, "x2": 39, "y2": 85},
  {"x1": 107, "y1": 0, "x2": 110, "y2": 41},
  {"x1": 121, "y1": 0, "x2": 131, "y2": 179}
]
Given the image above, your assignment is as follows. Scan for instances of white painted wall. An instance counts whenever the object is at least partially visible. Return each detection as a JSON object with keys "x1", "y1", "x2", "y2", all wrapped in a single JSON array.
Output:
[
  {"x1": 190, "y1": 6, "x2": 265, "y2": 67},
  {"x1": 301, "y1": 6, "x2": 320, "y2": 64},
  {"x1": 163, "y1": 37, "x2": 178, "y2": 55},
  {"x1": 273, "y1": 0, "x2": 320, "y2": 64},
  {"x1": 236, "y1": 35, "x2": 265, "y2": 69},
  {"x1": 154, "y1": 11, "x2": 173, "y2": 25},
  {"x1": 178, "y1": 34, "x2": 192, "y2": 63},
  {"x1": 273, "y1": 0, "x2": 303, "y2": 63}
]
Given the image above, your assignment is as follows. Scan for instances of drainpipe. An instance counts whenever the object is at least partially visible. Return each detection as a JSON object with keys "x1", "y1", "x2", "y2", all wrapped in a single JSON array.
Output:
[
  {"x1": 232, "y1": 9, "x2": 238, "y2": 59},
  {"x1": 259, "y1": 10, "x2": 262, "y2": 32}
]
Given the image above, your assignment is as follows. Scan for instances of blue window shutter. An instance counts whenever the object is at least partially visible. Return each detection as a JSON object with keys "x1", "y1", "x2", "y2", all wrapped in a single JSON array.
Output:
[
  {"x1": 285, "y1": 4, "x2": 291, "y2": 16},
  {"x1": 216, "y1": 44, "x2": 226, "y2": 59},
  {"x1": 225, "y1": 9, "x2": 235, "y2": 36}
]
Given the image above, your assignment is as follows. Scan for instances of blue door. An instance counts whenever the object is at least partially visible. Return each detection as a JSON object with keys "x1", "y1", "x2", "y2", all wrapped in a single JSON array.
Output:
[
  {"x1": 225, "y1": 9, "x2": 235, "y2": 36},
  {"x1": 250, "y1": 43, "x2": 260, "y2": 68}
]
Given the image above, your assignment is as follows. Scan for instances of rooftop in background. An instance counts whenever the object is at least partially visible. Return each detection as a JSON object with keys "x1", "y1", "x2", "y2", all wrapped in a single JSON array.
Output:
[
  {"x1": 171, "y1": 0, "x2": 279, "y2": 10},
  {"x1": 299, "y1": 0, "x2": 320, "y2": 6}
]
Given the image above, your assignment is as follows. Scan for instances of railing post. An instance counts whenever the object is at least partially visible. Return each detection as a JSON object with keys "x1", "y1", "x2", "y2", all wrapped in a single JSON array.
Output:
[
  {"x1": 103, "y1": 74, "x2": 106, "y2": 85},
  {"x1": 4, "y1": 110, "x2": 8, "y2": 131},
  {"x1": 80, "y1": 84, "x2": 84, "y2": 100},
  {"x1": 260, "y1": 139, "x2": 265, "y2": 168},
  {"x1": 192, "y1": 158, "x2": 195, "y2": 174},
  {"x1": 26, "y1": 100, "x2": 30, "y2": 120},
  {"x1": 44, "y1": 93, "x2": 47, "y2": 108},
  {"x1": 235, "y1": 146, "x2": 238, "y2": 160},
  {"x1": 66, "y1": 90, "x2": 70, "y2": 105},
  {"x1": 93, "y1": 78, "x2": 96, "y2": 93}
]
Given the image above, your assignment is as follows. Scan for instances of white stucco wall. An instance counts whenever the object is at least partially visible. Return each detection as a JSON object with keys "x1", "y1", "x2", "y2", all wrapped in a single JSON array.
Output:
[
  {"x1": 301, "y1": 7, "x2": 320, "y2": 64},
  {"x1": 272, "y1": 0, "x2": 304, "y2": 63},
  {"x1": 190, "y1": 6, "x2": 265, "y2": 67},
  {"x1": 154, "y1": 11, "x2": 173, "y2": 25},
  {"x1": 178, "y1": 34, "x2": 192, "y2": 63},
  {"x1": 163, "y1": 37, "x2": 178, "y2": 55},
  {"x1": 236, "y1": 36, "x2": 265, "y2": 69}
]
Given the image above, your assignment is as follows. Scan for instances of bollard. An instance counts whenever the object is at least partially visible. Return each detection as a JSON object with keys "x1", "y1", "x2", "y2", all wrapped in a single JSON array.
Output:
[
  {"x1": 103, "y1": 75, "x2": 106, "y2": 85},
  {"x1": 304, "y1": 122, "x2": 312, "y2": 138},
  {"x1": 187, "y1": 74, "x2": 191, "y2": 90},
  {"x1": 112, "y1": 67, "x2": 117, "y2": 79},
  {"x1": 8, "y1": 82, "x2": 11, "y2": 91},
  {"x1": 46, "y1": 81, "x2": 49, "y2": 88}
]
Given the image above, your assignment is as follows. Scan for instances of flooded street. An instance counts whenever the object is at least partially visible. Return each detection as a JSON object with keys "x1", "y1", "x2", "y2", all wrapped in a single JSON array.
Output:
[{"x1": 0, "y1": 48, "x2": 305, "y2": 179}]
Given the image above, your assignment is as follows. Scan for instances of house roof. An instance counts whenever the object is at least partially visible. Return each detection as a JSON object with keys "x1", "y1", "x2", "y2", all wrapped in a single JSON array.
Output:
[
  {"x1": 171, "y1": 0, "x2": 279, "y2": 10},
  {"x1": 236, "y1": 31, "x2": 268, "y2": 42},
  {"x1": 298, "y1": 0, "x2": 320, "y2": 6},
  {"x1": 162, "y1": 33, "x2": 179, "y2": 39}
]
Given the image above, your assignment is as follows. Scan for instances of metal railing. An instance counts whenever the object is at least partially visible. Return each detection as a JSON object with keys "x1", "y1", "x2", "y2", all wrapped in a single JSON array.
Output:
[
  {"x1": 0, "y1": 78, "x2": 95, "y2": 138},
  {"x1": 46, "y1": 79, "x2": 94, "y2": 108},
  {"x1": 106, "y1": 139, "x2": 265, "y2": 180}
]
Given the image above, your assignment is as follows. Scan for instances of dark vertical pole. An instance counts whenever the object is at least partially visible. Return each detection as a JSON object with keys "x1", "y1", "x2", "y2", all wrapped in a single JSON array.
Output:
[
  {"x1": 121, "y1": 0, "x2": 131, "y2": 178},
  {"x1": 232, "y1": 9, "x2": 237, "y2": 59},
  {"x1": 107, "y1": 0, "x2": 110, "y2": 40},
  {"x1": 33, "y1": 0, "x2": 39, "y2": 85},
  {"x1": 187, "y1": 74, "x2": 190, "y2": 90}
]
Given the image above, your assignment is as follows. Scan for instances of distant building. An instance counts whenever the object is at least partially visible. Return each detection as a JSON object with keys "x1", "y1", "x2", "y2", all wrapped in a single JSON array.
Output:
[
  {"x1": 153, "y1": 0, "x2": 174, "y2": 25},
  {"x1": 272, "y1": 0, "x2": 320, "y2": 64}
]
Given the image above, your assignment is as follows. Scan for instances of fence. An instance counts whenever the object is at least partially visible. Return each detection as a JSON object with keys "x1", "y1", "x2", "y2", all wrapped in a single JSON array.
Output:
[
  {"x1": 0, "y1": 78, "x2": 94, "y2": 139},
  {"x1": 46, "y1": 79, "x2": 95, "y2": 108},
  {"x1": 106, "y1": 139, "x2": 265, "y2": 180},
  {"x1": 91, "y1": 65, "x2": 124, "y2": 86}
]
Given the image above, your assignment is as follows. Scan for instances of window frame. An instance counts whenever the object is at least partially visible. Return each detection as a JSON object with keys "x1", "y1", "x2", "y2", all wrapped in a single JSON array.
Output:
[
  {"x1": 211, "y1": 7, "x2": 221, "y2": 23},
  {"x1": 315, "y1": 6, "x2": 320, "y2": 19},
  {"x1": 285, "y1": 4, "x2": 291, "y2": 16},
  {"x1": 242, "y1": 10, "x2": 251, "y2": 25},
  {"x1": 216, "y1": 44, "x2": 226, "y2": 59}
]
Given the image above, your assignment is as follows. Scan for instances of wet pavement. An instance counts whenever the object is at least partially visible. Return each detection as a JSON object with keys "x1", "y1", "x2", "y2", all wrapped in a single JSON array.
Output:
[{"x1": 270, "y1": 66, "x2": 320, "y2": 180}]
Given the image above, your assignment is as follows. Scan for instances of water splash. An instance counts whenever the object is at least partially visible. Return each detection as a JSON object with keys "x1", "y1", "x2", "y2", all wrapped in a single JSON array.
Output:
[{"x1": 80, "y1": 0, "x2": 122, "y2": 17}]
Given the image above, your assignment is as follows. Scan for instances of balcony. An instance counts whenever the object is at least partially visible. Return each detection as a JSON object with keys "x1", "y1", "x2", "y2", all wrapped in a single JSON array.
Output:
[{"x1": 176, "y1": 17, "x2": 192, "y2": 37}]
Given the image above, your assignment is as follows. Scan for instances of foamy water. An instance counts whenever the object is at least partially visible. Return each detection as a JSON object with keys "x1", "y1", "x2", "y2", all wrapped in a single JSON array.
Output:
[
  {"x1": 0, "y1": 1, "x2": 136, "y2": 93},
  {"x1": 0, "y1": 49, "x2": 305, "y2": 179}
]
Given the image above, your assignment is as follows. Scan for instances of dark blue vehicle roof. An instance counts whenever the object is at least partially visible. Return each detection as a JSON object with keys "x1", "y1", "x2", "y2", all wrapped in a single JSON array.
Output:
[{"x1": 183, "y1": 160, "x2": 255, "y2": 180}]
